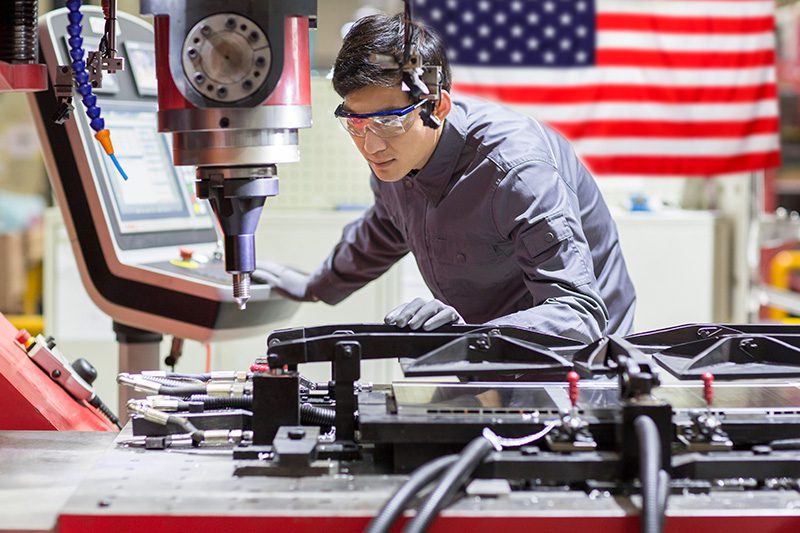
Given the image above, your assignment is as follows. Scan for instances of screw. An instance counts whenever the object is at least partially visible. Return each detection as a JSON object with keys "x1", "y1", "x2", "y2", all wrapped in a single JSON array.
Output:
[
  {"x1": 187, "y1": 48, "x2": 198, "y2": 59},
  {"x1": 242, "y1": 79, "x2": 253, "y2": 90},
  {"x1": 201, "y1": 25, "x2": 211, "y2": 36},
  {"x1": 219, "y1": 117, "x2": 230, "y2": 128},
  {"x1": 225, "y1": 18, "x2": 236, "y2": 29},
  {"x1": 288, "y1": 428, "x2": 306, "y2": 440},
  {"x1": 249, "y1": 31, "x2": 259, "y2": 42},
  {"x1": 255, "y1": 56, "x2": 266, "y2": 68},
  {"x1": 216, "y1": 86, "x2": 228, "y2": 98},
  {"x1": 194, "y1": 72, "x2": 205, "y2": 84},
  {"x1": 51, "y1": 369, "x2": 61, "y2": 378}
]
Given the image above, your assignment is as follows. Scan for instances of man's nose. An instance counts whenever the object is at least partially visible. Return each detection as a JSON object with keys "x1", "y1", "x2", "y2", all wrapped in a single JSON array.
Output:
[{"x1": 363, "y1": 129, "x2": 387, "y2": 154}]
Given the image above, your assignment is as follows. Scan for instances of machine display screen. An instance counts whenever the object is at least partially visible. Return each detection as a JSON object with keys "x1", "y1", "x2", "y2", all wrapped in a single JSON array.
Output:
[
  {"x1": 97, "y1": 107, "x2": 213, "y2": 234},
  {"x1": 124, "y1": 41, "x2": 158, "y2": 96}
]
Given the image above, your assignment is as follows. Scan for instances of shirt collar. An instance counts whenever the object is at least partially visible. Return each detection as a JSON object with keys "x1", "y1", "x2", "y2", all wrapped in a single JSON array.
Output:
[{"x1": 406, "y1": 102, "x2": 467, "y2": 205}]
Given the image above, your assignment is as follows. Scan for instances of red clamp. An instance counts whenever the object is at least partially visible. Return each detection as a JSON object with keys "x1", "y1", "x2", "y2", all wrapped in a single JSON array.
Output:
[
  {"x1": 250, "y1": 363, "x2": 270, "y2": 373},
  {"x1": 702, "y1": 372, "x2": 714, "y2": 407},
  {"x1": 567, "y1": 370, "x2": 580, "y2": 409}
]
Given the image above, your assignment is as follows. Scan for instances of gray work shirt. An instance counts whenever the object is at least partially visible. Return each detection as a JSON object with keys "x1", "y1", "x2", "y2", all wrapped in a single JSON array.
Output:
[{"x1": 308, "y1": 96, "x2": 636, "y2": 342}]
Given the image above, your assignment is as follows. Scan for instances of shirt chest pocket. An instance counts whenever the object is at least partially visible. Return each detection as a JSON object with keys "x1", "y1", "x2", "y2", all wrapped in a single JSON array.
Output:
[{"x1": 519, "y1": 213, "x2": 593, "y2": 287}]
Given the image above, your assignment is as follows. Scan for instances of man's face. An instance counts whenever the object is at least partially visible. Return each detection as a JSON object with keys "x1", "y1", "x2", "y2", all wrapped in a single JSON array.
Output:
[{"x1": 342, "y1": 85, "x2": 441, "y2": 182}]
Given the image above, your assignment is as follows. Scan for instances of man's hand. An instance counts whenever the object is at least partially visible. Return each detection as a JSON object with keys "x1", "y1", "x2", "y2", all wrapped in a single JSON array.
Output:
[
  {"x1": 252, "y1": 261, "x2": 316, "y2": 302},
  {"x1": 385, "y1": 298, "x2": 464, "y2": 331}
]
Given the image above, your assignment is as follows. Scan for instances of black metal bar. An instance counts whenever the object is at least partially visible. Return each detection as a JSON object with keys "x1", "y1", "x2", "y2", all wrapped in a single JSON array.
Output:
[{"x1": 333, "y1": 341, "x2": 361, "y2": 444}]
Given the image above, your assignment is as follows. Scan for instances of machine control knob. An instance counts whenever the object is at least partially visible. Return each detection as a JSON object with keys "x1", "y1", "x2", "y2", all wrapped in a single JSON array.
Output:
[
  {"x1": 567, "y1": 371, "x2": 580, "y2": 408},
  {"x1": 71, "y1": 358, "x2": 98, "y2": 385},
  {"x1": 702, "y1": 372, "x2": 714, "y2": 407},
  {"x1": 179, "y1": 248, "x2": 194, "y2": 261}
]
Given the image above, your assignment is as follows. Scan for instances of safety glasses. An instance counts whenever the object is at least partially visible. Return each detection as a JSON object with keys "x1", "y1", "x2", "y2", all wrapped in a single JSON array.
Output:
[{"x1": 334, "y1": 100, "x2": 426, "y2": 138}]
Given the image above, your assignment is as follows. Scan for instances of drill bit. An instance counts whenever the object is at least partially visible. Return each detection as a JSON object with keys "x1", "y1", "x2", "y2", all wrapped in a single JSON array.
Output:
[{"x1": 232, "y1": 272, "x2": 251, "y2": 311}]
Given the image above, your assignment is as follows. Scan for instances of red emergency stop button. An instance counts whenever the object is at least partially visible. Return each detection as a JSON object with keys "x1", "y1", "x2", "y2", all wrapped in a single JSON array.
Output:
[
  {"x1": 15, "y1": 329, "x2": 30, "y2": 345},
  {"x1": 179, "y1": 248, "x2": 193, "y2": 261}
]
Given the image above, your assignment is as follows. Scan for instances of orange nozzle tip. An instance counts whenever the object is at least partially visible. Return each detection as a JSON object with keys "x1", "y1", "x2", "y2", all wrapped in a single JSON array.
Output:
[{"x1": 94, "y1": 129, "x2": 114, "y2": 155}]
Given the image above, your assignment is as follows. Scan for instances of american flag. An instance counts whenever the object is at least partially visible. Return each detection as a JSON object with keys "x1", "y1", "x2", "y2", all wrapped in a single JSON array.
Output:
[{"x1": 413, "y1": 0, "x2": 780, "y2": 177}]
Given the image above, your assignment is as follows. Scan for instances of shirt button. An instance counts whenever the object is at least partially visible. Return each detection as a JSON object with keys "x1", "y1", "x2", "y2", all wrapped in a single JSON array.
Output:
[
  {"x1": 456, "y1": 253, "x2": 466, "y2": 263},
  {"x1": 544, "y1": 232, "x2": 555, "y2": 242}
]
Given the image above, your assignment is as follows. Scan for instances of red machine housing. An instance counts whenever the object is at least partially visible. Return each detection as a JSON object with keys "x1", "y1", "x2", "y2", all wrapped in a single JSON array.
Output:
[
  {"x1": 0, "y1": 313, "x2": 115, "y2": 431},
  {"x1": 152, "y1": 16, "x2": 311, "y2": 111}
]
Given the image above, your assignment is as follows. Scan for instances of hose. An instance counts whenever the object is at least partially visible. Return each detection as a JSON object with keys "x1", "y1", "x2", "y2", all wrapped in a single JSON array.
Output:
[
  {"x1": 89, "y1": 395, "x2": 121, "y2": 430},
  {"x1": 365, "y1": 455, "x2": 459, "y2": 533},
  {"x1": 300, "y1": 403, "x2": 335, "y2": 427},
  {"x1": 189, "y1": 395, "x2": 252, "y2": 410},
  {"x1": 402, "y1": 436, "x2": 495, "y2": 533},
  {"x1": 140, "y1": 375, "x2": 203, "y2": 388},
  {"x1": 769, "y1": 438, "x2": 800, "y2": 450},
  {"x1": 634, "y1": 415, "x2": 669, "y2": 533},
  {"x1": 166, "y1": 414, "x2": 204, "y2": 446},
  {"x1": 156, "y1": 383, "x2": 208, "y2": 396}
]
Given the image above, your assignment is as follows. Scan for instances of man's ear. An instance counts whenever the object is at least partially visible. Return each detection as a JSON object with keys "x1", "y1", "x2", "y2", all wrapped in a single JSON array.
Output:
[{"x1": 434, "y1": 89, "x2": 452, "y2": 120}]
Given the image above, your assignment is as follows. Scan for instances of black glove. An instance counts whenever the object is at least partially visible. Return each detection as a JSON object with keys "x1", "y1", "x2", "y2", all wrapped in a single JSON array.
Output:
[
  {"x1": 252, "y1": 261, "x2": 316, "y2": 302},
  {"x1": 385, "y1": 298, "x2": 464, "y2": 331}
]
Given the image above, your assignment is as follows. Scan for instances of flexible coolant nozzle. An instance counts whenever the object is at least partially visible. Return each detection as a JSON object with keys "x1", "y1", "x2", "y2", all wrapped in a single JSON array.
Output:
[{"x1": 94, "y1": 129, "x2": 128, "y2": 180}]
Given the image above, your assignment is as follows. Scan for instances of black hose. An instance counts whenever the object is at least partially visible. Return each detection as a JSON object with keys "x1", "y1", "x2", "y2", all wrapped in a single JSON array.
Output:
[
  {"x1": 157, "y1": 383, "x2": 208, "y2": 396},
  {"x1": 366, "y1": 455, "x2": 458, "y2": 533},
  {"x1": 634, "y1": 415, "x2": 667, "y2": 533},
  {"x1": 89, "y1": 395, "x2": 122, "y2": 430},
  {"x1": 189, "y1": 395, "x2": 252, "y2": 410},
  {"x1": 141, "y1": 375, "x2": 204, "y2": 388},
  {"x1": 166, "y1": 414, "x2": 203, "y2": 446},
  {"x1": 402, "y1": 437, "x2": 495, "y2": 533},
  {"x1": 300, "y1": 403, "x2": 335, "y2": 427},
  {"x1": 769, "y1": 438, "x2": 800, "y2": 450}
]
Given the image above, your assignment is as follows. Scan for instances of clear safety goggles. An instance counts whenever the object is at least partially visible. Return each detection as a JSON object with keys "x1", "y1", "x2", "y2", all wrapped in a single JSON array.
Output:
[{"x1": 334, "y1": 100, "x2": 425, "y2": 138}]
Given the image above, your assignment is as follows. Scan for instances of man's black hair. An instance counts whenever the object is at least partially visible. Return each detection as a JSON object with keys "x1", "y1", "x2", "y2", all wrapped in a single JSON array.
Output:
[{"x1": 332, "y1": 13, "x2": 452, "y2": 98}]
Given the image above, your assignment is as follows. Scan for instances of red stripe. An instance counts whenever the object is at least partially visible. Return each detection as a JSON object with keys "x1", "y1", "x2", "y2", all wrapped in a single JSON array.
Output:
[
  {"x1": 597, "y1": 49, "x2": 775, "y2": 68},
  {"x1": 548, "y1": 118, "x2": 779, "y2": 139},
  {"x1": 452, "y1": 83, "x2": 776, "y2": 104},
  {"x1": 596, "y1": 13, "x2": 774, "y2": 34},
  {"x1": 584, "y1": 151, "x2": 781, "y2": 176}
]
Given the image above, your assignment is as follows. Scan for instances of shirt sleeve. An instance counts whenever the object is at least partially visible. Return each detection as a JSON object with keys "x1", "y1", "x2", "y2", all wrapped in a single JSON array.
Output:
[
  {"x1": 306, "y1": 177, "x2": 409, "y2": 305},
  {"x1": 487, "y1": 160, "x2": 609, "y2": 343}
]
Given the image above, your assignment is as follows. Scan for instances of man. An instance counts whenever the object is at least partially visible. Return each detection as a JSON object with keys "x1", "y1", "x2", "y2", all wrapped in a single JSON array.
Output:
[{"x1": 255, "y1": 13, "x2": 636, "y2": 343}]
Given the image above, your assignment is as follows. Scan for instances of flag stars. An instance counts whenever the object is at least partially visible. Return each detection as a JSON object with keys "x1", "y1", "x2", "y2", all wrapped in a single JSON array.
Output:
[
  {"x1": 575, "y1": 26, "x2": 588, "y2": 37},
  {"x1": 463, "y1": 11, "x2": 474, "y2": 23},
  {"x1": 478, "y1": 0, "x2": 491, "y2": 11},
  {"x1": 560, "y1": 38, "x2": 572, "y2": 50},
  {"x1": 575, "y1": 50, "x2": 588, "y2": 62},
  {"x1": 510, "y1": 0, "x2": 523, "y2": 12},
  {"x1": 527, "y1": 37, "x2": 539, "y2": 50},
  {"x1": 478, "y1": 50, "x2": 491, "y2": 62},
  {"x1": 445, "y1": 22, "x2": 457, "y2": 35},
  {"x1": 527, "y1": 12, "x2": 539, "y2": 24},
  {"x1": 511, "y1": 25, "x2": 523, "y2": 37},
  {"x1": 544, "y1": 26, "x2": 556, "y2": 38},
  {"x1": 560, "y1": 13, "x2": 572, "y2": 25},
  {"x1": 576, "y1": 1, "x2": 587, "y2": 11},
  {"x1": 510, "y1": 50, "x2": 524, "y2": 63},
  {"x1": 462, "y1": 36, "x2": 474, "y2": 49},
  {"x1": 431, "y1": 8, "x2": 442, "y2": 21},
  {"x1": 495, "y1": 37, "x2": 507, "y2": 50},
  {"x1": 543, "y1": 51, "x2": 556, "y2": 63},
  {"x1": 478, "y1": 24, "x2": 491, "y2": 37},
  {"x1": 446, "y1": 0, "x2": 457, "y2": 8},
  {"x1": 495, "y1": 12, "x2": 507, "y2": 25},
  {"x1": 544, "y1": 1, "x2": 555, "y2": 13}
]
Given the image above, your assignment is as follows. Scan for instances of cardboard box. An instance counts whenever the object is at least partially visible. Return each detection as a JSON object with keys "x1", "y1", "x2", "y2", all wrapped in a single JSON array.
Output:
[{"x1": 0, "y1": 231, "x2": 25, "y2": 314}]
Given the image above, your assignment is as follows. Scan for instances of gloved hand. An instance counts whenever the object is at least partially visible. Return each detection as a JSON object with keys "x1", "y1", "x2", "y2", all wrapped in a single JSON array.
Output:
[
  {"x1": 384, "y1": 298, "x2": 464, "y2": 331},
  {"x1": 252, "y1": 261, "x2": 317, "y2": 302}
]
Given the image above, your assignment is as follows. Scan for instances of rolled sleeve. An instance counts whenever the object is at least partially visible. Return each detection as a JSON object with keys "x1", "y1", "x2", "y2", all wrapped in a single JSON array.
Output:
[
  {"x1": 488, "y1": 161, "x2": 609, "y2": 343},
  {"x1": 307, "y1": 178, "x2": 409, "y2": 305}
]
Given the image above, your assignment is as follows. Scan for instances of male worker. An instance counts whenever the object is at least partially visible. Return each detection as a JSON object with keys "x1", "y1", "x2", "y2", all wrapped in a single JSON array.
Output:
[{"x1": 255, "y1": 13, "x2": 636, "y2": 343}]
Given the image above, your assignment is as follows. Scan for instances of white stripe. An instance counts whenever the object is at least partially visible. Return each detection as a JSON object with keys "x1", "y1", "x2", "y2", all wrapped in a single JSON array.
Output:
[
  {"x1": 598, "y1": 0, "x2": 774, "y2": 18},
  {"x1": 572, "y1": 134, "x2": 779, "y2": 156},
  {"x1": 507, "y1": 100, "x2": 778, "y2": 122},
  {"x1": 451, "y1": 66, "x2": 775, "y2": 87},
  {"x1": 597, "y1": 31, "x2": 775, "y2": 52}
]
